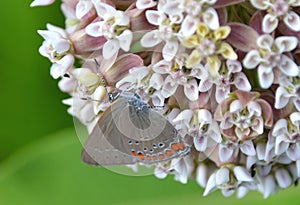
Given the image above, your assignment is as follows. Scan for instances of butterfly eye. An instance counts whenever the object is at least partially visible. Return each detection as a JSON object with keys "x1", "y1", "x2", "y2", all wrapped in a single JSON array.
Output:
[
  {"x1": 158, "y1": 143, "x2": 165, "y2": 148},
  {"x1": 135, "y1": 141, "x2": 140, "y2": 145},
  {"x1": 143, "y1": 147, "x2": 148, "y2": 152},
  {"x1": 153, "y1": 144, "x2": 157, "y2": 148},
  {"x1": 128, "y1": 140, "x2": 132, "y2": 145}
]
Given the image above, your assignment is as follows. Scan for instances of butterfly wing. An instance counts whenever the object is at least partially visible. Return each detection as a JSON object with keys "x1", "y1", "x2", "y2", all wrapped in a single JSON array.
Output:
[
  {"x1": 82, "y1": 96, "x2": 190, "y2": 166},
  {"x1": 82, "y1": 98, "x2": 138, "y2": 165}
]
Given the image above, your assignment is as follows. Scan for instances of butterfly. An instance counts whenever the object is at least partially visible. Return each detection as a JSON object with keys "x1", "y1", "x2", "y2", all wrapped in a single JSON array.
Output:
[{"x1": 81, "y1": 90, "x2": 191, "y2": 166}]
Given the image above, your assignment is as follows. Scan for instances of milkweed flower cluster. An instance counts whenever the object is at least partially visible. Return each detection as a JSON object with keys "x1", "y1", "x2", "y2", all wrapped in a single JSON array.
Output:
[{"x1": 32, "y1": 0, "x2": 300, "y2": 198}]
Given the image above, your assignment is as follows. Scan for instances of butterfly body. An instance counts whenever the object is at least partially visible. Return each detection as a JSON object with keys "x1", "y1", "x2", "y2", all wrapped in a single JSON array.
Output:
[{"x1": 82, "y1": 91, "x2": 190, "y2": 166}]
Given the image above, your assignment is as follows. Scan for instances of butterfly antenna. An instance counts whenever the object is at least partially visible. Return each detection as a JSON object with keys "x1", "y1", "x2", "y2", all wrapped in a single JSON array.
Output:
[
  {"x1": 151, "y1": 105, "x2": 165, "y2": 110},
  {"x1": 93, "y1": 59, "x2": 117, "y2": 102},
  {"x1": 94, "y1": 59, "x2": 107, "y2": 88},
  {"x1": 81, "y1": 96, "x2": 109, "y2": 104}
]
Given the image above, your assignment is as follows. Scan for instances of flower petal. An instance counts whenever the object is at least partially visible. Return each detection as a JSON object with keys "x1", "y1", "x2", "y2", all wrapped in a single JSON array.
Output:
[
  {"x1": 233, "y1": 72, "x2": 251, "y2": 91},
  {"x1": 257, "y1": 64, "x2": 274, "y2": 89},
  {"x1": 275, "y1": 87, "x2": 291, "y2": 109},
  {"x1": 152, "y1": 59, "x2": 172, "y2": 74},
  {"x1": 240, "y1": 140, "x2": 256, "y2": 156},
  {"x1": 149, "y1": 73, "x2": 164, "y2": 90},
  {"x1": 136, "y1": 0, "x2": 157, "y2": 10},
  {"x1": 162, "y1": 41, "x2": 179, "y2": 61},
  {"x1": 275, "y1": 135, "x2": 289, "y2": 155},
  {"x1": 184, "y1": 79, "x2": 199, "y2": 101},
  {"x1": 117, "y1": 30, "x2": 133, "y2": 51},
  {"x1": 30, "y1": 0, "x2": 55, "y2": 7},
  {"x1": 161, "y1": 76, "x2": 178, "y2": 98},
  {"x1": 50, "y1": 54, "x2": 74, "y2": 79},
  {"x1": 92, "y1": 0, "x2": 116, "y2": 19},
  {"x1": 52, "y1": 39, "x2": 70, "y2": 54},
  {"x1": 145, "y1": 10, "x2": 164, "y2": 26},
  {"x1": 233, "y1": 166, "x2": 253, "y2": 182},
  {"x1": 256, "y1": 142, "x2": 266, "y2": 161},
  {"x1": 181, "y1": 16, "x2": 197, "y2": 37},
  {"x1": 243, "y1": 50, "x2": 261, "y2": 69},
  {"x1": 203, "y1": 8, "x2": 220, "y2": 30},
  {"x1": 203, "y1": 173, "x2": 217, "y2": 196},
  {"x1": 275, "y1": 36, "x2": 298, "y2": 53},
  {"x1": 216, "y1": 86, "x2": 230, "y2": 103},
  {"x1": 186, "y1": 50, "x2": 202, "y2": 68},
  {"x1": 230, "y1": 100, "x2": 243, "y2": 113},
  {"x1": 275, "y1": 168, "x2": 292, "y2": 188},
  {"x1": 260, "y1": 175, "x2": 276, "y2": 199},
  {"x1": 219, "y1": 144, "x2": 234, "y2": 162},
  {"x1": 278, "y1": 55, "x2": 299, "y2": 77},
  {"x1": 140, "y1": 30, "x2": 162, "y2": 47},
  {"x1": 194, "y1": 135, "x2": 208, "y2": 152},
  {"x1": 283, "y1": 11, "x2": 300, "y2": 32},
  {"x1": 286, "y1": 146, "x2": 300, "y2": 161},
  {"x1": 103, "y1": 39, "x2": 120, "y2": 59},
  {"x1": 272, "y1": 119, "x2": 288, "y2": 136},
  {"x1": 257, "y1": 34, "x2": 274, "y2": 50},
  {"x1": 262, "y1": 13, "x2": 278, "y2": 33},
  {"x1": 227, "y1": 60, "x2": 242, "y2": 73},
  {"x1": 250, "y1": 0, "x2": 268, "y2": 10},
  {"x1": 196, "y1": 164, "x2": 209, "y2": 188},
  {"x1": 85, "y1": 22, "x2": 104, "y2": 37},
  {"x1": 76, "y1": 0, "x2": 93, "y2": 19},
  {"x1": 198, "y1": 79, "x2": 213, "y2": 92},
  {"x1": 216, "y1": 167, "x2": 230, "y2": 185},
  {"x1": 218, "y1": 42, "x2": 237, "y2": 60}
]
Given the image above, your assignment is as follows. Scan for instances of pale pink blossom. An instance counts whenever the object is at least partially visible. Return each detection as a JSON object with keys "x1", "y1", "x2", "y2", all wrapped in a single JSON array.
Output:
[
  {"x1": 250, "y1": 0, "x2": 300, "y2": 33},
  {"x1": 85, "y1": 1, "x2": 133, "y2": 59},
  {"x1": 243, "y1": 34, "x2": 298, "y2": 88}
]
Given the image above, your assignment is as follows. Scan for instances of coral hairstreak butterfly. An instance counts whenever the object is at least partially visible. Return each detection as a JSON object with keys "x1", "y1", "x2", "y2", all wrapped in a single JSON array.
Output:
[{"x1": 81, "y1": 90, "x2": 190, "y2": 166}]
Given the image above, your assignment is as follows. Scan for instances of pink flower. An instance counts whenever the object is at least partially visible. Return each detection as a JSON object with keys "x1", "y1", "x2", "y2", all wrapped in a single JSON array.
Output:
[{"x1": 215, "y1": 90, "x2": 273, "y2": 141}]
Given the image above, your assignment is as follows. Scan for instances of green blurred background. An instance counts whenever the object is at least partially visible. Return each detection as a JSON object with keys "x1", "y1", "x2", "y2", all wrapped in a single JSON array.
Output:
[{"x1": 0, "y1": 1, "x2": 299, "y2": 204}]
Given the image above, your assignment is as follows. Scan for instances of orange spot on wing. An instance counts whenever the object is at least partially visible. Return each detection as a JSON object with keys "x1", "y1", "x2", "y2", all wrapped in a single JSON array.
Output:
[
  {"x1": 165, "y1": 150, "x2": 173, "y2": 157},
  {"x1": 131, "y1": 151, "x2": 137, "y2": 156},
  {"x1": 172, "y1": 141, "x2": 186, "y2": 151},
  {"x1": 171, "y1": 143, "x2": 180, "y2": 151},
  {"x1": 153, "y1": 156, "x2": 158, "y2": 161},
  {"x1": 137, "y1": 153, "x2": 145, "y2": 160},
  {"x1": 146, "y1": 156, "x2": 152, "y2": 161},
  {"x1": 159, "y1": 154, "x2": 165, "y2": 159},
  {"x1": 178, "y1": 141, "x2": 185, "y2": 150}
]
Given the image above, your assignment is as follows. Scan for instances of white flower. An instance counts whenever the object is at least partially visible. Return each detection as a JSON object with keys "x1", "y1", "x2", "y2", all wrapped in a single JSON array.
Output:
[
  {"x1": 220, "y1": 100, "x2": 264, "y2": 140},
  {"x1": 275, "y1": 71, "x2": 300, "y2": 111},
  {"x1": 191, "y1": 109, "x2": 222, "y2": 152},
  {"x1": 199, "y1": 60, "x2": 251, "y2": 103},
  {"x1": 38, "y1": 24, "x2": 74, "y2": 79},
  {"x1": 170, "y1": 154, "x2": 194, "y2": 184},
  {"x1": 86, "y1": 1, "x2": 132, "y2": 59},
  {"x1": 180, "y1": 6, "x2": 219, "y2": 37},
  {"x1": 257, "y1": 174, "x2": 277, "y2": 198},
  {"x1": 141, "y1": 10, "x2": 180, "y2": 61},
  {"x1": 243, "y1": 34, "x2": 299, "y2": 88},
  {"x1": 204, "y1": 165, "x2": 253, "y2": 196},
  {"x1": 272, "y1": 112, "x2": 300, "y2": 161},
  {"x1": 250, "y1": 0, "x2": 300, "y2": 33}
]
